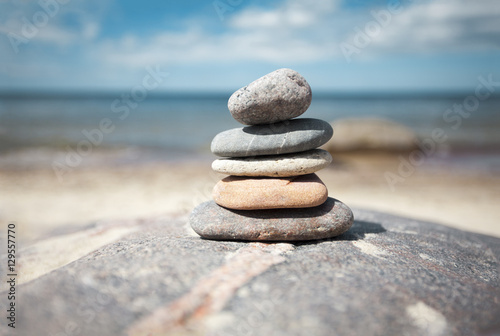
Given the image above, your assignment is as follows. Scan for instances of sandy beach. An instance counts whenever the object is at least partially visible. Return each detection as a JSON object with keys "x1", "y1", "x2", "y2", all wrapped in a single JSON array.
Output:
[{"x1": 2, "y1": 148, "x2": 499, "y2": 247}]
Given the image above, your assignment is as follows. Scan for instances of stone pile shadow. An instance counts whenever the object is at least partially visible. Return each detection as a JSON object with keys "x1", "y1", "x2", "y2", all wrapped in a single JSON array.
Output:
[{"x1": 293, "y1": 219, "x2": 387, "y2": 246}]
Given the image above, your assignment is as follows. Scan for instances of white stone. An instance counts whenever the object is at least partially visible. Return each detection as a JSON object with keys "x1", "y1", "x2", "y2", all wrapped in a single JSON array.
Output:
[{"x1": 212, "y1": 149, "x2": 332, "y2": 177}]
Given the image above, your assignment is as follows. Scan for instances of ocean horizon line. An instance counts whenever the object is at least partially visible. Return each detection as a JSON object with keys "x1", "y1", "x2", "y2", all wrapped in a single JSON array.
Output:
[{"x1": 2, "y1": 89, "x2": 499, "y2": 100}]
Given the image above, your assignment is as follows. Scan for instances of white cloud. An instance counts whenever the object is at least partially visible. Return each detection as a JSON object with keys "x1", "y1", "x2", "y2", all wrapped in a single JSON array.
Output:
[
  {"x1": 31, "y1": 18, "x2": 100, "y2": 47},
  {"x1": 34, "y1": 25, "x2": 80, "y2": 45},
  {"x1": 82, "y1": 21, "x2": 99, "y2": 40},
  {"x1": 1, "y1": 0, "x2": 498, "y2": 89},
  {"x1": 93, "y1": 0, "x2": 342, "y2": 67},
  {"x1": 0, "y1": 1, "x2": 101, "y2": 45},
  {"x1": 229, "y1": 0, "x2": 326, "y2": 29},
  {"x1": 90, "y1": 0, "x2": 499, "y2": 70},
  {"x1": 229, "y1": 0, "x2": 339, "y2": 29},
  {"x1": 351, "y1": 0, "x2": 500, "y2": 55}
]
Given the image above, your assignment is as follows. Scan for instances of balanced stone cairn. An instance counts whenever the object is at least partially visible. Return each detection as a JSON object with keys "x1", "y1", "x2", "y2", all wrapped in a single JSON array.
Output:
[{"x1": 190, "y1": 68, "x2": 353, "y2": 241}]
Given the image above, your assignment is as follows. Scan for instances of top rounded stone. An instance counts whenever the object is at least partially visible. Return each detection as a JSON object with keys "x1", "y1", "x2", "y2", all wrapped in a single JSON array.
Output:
[{"x1": 228, "y1": 68, "x2": 312, "y2": 125}]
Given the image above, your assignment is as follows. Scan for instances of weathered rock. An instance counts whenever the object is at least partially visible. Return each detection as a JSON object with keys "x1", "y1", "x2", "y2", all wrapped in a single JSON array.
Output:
[
  {"x1": 5, "y1": 210, "x2": 500, "y2": 336},
  {"x1": 212, "y1": 149, "x2": 332, "y2": 177},
  {"x1": 190, "y1": 197, "x2": 352, "y2": 241},
  {"x1": 322, "y1": 117, "x2": 418, "y2": 153},
  {"x1": 212, "y1": 173, "x2": 329, "y2": 210},
  {"x1": 211, "y1": 118, "x2": 333, "y2": 157},
  {"x1": 228, "y1": 68, "x2": 312, "y2": 125}
]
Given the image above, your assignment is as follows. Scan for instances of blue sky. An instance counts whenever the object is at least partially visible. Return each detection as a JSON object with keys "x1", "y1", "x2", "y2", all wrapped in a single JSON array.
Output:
[{"x1": 0, "y1": 0, "x2": 499, "y2": 92}]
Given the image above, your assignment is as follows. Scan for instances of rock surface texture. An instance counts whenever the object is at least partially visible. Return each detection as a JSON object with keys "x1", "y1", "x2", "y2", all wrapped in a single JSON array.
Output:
[
  {"x1": 5, "y1": 209, "x2": 500, "y2": 336},
  {"x1": 212, "y1": 149, "x2": 332, "y2": 177},
  {"x1": 228, "y1": 68, "x2": 312, "y2": 125}
]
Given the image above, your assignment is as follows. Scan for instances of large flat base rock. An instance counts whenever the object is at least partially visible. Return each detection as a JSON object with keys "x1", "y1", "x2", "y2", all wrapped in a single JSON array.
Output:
[
  {"x1": 2, "y1": 209, "x2": 499, "y2": 336},
  {"x1": 190, "y1": 197, "x2": 353, "y2": 240}
]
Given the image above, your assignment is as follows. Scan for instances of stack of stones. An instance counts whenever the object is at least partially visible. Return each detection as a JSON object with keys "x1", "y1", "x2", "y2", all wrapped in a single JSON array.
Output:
[{"x1": 190, "y1": 68, "x2": 353, "y2": 241}]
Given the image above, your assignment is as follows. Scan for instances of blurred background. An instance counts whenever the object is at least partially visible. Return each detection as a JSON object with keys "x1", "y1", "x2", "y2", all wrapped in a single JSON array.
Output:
[{"x1": 1, "y1": 0, "x2": 499, "y2": 245}]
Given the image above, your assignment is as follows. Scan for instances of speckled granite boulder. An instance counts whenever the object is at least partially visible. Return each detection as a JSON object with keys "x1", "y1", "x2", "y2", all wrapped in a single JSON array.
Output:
[
  {"x1": 4, "y1": 210, "x2": 500, "y2": 336},
  {"x1": 190, "y1": 197, "x2": 353, "y2": 240},
  {"x1": 212, "y1": 173, "x2": 329, "y2": 210},
  {"x1": 228, "y1": 68, "x2": 312, "y2": 125},
  {"x1": 212, "y1": 149, "x2": 332, "y2": 177},
  {"x1": 211, "y1": 118, "x2": 333, "y2": 157}
]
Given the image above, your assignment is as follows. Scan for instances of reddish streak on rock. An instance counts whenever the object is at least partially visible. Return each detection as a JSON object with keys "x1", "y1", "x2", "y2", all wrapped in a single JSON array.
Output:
[{"x1": 127, "y1": 243, "x2": 292, "y2": 336}]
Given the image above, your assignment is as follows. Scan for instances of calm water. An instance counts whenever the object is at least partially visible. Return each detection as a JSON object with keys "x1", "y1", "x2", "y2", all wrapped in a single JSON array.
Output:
[{"x1": 1, "y1": 92, "x2": 499, "y2": 158}]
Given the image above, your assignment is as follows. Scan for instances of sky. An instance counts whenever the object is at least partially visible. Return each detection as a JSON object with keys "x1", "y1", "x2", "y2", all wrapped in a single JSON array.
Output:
[{"x1": 0, "y1": 0, "x2": 499, "y2": 93}]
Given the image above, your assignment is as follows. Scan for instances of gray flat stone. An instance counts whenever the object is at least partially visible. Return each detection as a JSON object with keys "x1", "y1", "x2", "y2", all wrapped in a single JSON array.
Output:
[
  {"x1": 190, "y1": 197, "x2": 352, "y2": 240},
  {"x1": 211, "y1": 118, "x2": 333, "y2": 157},
  {"x1": 228, "y1": 68, "x2": 312, "y2": 125},
  {"x1": 212, "y1": 149, "x2": 332, "y2": 177},
  {"x1": 5, "y1": 210, "x2": 500, "y2": 336}
]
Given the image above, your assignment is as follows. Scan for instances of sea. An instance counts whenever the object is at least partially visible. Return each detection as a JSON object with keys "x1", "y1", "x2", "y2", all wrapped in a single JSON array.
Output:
[{"x1": 1, "y1": 92, "x2": 499, "y2": 171}]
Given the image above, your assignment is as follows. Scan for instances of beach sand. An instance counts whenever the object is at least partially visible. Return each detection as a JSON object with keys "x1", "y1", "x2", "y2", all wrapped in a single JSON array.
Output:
[{"x1": 1, "y1": 149, "x2": 499, "y2": 246}]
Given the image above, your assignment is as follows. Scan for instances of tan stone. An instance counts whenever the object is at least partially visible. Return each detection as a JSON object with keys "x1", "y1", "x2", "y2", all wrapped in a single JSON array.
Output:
[{"x1": 212, "y1": 173, "x2": 328, "y2": 210}]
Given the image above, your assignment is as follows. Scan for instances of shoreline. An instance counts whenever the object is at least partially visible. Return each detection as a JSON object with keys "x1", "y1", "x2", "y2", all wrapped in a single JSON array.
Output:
[{"x1": 1, "y1": 144, "x2": 499, "y2": 169}]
